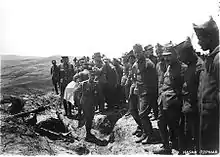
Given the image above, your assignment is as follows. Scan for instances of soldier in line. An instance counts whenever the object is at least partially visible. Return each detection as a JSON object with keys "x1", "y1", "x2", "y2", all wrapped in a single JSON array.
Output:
[
  {"x1": 79, "y1": 69, "x2": 100, "y2": 142},
  {"x1": 59, "y1": 56, "x2": 75, "y2": 111},
  {"x1": 144, "y1": 44, "x2": 158, "y2": 65},
  {"x1": 72, "y1": 62, "x2": 91, "y2": 119},
  {"x1": 112, "y1": 58, "x2": 125, "y2": 104},
  {"x1": 130, "y1": 44, "x2": 157, "y2": 144},
  {"x1": 176, "y1": 37, "x2": 204, "y2": 153},
  {"x1": 50, "y1": 60, "x2": 60, "y2": 95},
  {"x1": 193, "y1": 17, "x2": 219, "y2": 153},
  {"x1": 92, "y1": 52, "x2": 106, "y2": 112},
  {"x1": 153, "y1": 43, "x2": 187, "y2": 154}
]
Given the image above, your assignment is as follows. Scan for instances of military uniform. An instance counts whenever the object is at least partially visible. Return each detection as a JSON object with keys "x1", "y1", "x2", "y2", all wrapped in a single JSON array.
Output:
[
  {"x1": 193, "y1": 17, "x2": 219, "y2": 153},
  {"x1": 130, "y1": 57, "x2": 157, "y2": 143},
  {"x1": 51, "y1": 63, "x2": 60, "y2": 94},
  {"x1": 59, "y1": 61, "x2": 74, "y2": 97},
  {"x1": 198, "y1": 46, "x2": 219, "y2": 151},
  {"x1": 157, "y1": 60, "x2": 187, "y2": 153},
  {"x1": 79, "y1": 77, "x2": 99, "y2": 140},
  {"x1": 71, "y1": 69, "x2": 90, "y2": 118}
]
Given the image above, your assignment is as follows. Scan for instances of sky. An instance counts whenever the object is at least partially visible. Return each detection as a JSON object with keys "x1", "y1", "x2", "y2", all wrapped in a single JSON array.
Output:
[{"x1": 0, "y1": 0, "x2": 219, "y2": 58}]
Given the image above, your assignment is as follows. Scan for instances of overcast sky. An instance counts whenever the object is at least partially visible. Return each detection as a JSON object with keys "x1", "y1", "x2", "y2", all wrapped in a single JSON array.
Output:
[{"x1": 0, "y1": 0, "x2": 219, "y2": 58}]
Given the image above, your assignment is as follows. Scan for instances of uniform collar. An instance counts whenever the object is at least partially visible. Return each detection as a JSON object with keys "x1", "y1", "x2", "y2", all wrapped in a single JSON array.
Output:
[{"x1": 208, "y1": 45, "x2": 219, "y2": 57}]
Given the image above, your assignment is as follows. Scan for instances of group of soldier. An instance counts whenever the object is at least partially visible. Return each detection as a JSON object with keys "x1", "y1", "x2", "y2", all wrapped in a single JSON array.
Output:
[{"x1": 50, "y1": 17, "x2": 219, "y2": 154}]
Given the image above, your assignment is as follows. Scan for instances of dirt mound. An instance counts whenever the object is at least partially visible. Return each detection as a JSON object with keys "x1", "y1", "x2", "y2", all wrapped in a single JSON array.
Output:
[{"x1": 1, "y1": 92, "x2": 180, "y2": 155}]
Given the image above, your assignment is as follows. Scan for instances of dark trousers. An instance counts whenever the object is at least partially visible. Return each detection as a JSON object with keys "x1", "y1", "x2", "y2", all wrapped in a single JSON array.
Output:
[
  {"x1": 179, "y1": 111, "x2": 200, "y2": 152},
  {"x1": 63, "y1": 99, "x2": 72, "y2": 115},
  {"x1": 81, "y1": 95, "x2": 95, "y2": 135},
  {"x1": 52, "y1": 78, "x2": 59, "y2": 94},
  {"x1": 129, "y1": 93, "x2": 153, "y2": 135},
  {"x1": 201, "y1": 109, "x2": 219, "y2": 153},
  {"x1": 158, "y1": 106, "x2": 182, "y2": 149},
  {"x1": 60, "y1": 82, "x2": 68, "y2": 97}
]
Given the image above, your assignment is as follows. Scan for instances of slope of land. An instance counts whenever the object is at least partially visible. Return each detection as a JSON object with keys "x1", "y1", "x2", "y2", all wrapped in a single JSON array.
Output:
[{"x1": 1, "y1": 55, "x2": 62, "y2": 95}]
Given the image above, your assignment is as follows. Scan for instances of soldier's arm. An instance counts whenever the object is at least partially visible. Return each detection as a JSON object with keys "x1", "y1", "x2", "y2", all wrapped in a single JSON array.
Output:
[{"x1": 214, "y1": 53, "x2": 220, "y2": 105}]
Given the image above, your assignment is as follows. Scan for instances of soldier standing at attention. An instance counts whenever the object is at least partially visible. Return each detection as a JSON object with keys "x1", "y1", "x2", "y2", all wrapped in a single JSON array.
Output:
[
  {"x1": 130, "y1": 44, "x2": 157, "y2": 144},
  {"x1": 59, "y1": 56, "x2": 74, "y2": 110},
  {"x1": 51, "y1": 60, "x2": 60, "y2": 95},
  {"x1": 176, "y1": 37, "x2": 204, "y2": 154},
  {"x1": 193, "y1": 17, "x2": 219, "y2": 154},
  {"x1": 153, "y1": 43, "x2": 187, "y2": 154},
  {"x1": 79, "y1": 69, "x2": 99, "y2": 142}
]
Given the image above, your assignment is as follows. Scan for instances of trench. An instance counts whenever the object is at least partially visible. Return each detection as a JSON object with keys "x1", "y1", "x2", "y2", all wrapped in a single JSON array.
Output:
[{"x1": 35, "y1": 117, "x2": 68, "y2": 140}]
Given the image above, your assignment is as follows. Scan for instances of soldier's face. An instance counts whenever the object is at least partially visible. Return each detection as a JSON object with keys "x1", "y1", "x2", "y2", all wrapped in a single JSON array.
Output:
[
  {"x1": 134, "y1": 51, "x2": 142, "y2": 60},
  {"x1": 197, "y1": 35, "x2": 210, "y2": 51},
  {"x1": 163, "y1": 54, "x2": 172, "y2": 64},
  {"x1": 129, "y1": 56, "x2": 135, "y2": 64}
]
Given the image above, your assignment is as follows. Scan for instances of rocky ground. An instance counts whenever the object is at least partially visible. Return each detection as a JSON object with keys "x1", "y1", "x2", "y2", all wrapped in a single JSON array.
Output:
[{"x1": 0, "y1": 92, "x2": 180, "y2": 155}]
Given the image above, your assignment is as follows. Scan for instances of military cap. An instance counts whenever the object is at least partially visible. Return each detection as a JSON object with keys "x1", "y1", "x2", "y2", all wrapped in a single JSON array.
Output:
[
  {"x1": 61, "y1": 56, "x2": 68, "y2": 58},
  {"x1": 193, "y1": 16, "x2": 219, "y2": 36},
  {"x1": 174, "y1": 37, "x2": 193, "y2": 54},
  {"x1": 92, "y1": 52, "x2": 102, "y2": 60},
  {"x1": 144, "y1": 44, "x2": 154, "y2": 51},
  {"x1": 162, "y1": 42, "x2": 175, "y2": 56},
  {"x1": 133, "y1": 44, "x2": 143, "y2": 52}
]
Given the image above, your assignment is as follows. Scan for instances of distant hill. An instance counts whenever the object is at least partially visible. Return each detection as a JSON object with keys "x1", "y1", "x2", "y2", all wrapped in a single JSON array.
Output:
[
  {"x1": 1, "y1": 55, "x2": 63, "y2": 95},
  {"x1": 0, "y1": 54, "x2": 42, "y2": 61}
]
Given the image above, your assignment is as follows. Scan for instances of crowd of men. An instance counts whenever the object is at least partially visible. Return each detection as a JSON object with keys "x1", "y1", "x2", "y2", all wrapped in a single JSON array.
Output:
[{"x1": 50, "y1": 17, "x2": 219, "y2": 154}]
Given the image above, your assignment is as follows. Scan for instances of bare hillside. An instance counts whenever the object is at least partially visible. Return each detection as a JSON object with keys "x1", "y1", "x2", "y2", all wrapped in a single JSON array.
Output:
[{"x1": 1, "y1": 55, "x2": 61, "y2": 95}]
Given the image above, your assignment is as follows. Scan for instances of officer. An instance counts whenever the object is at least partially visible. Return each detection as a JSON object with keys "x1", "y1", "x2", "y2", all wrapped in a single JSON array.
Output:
[
  {"x1": 59, "y1": 56, "x2": 75, "y2": 112},
  {"x1": 153, "y1": 43, "x2": 187, "y2": 154},
  {"x1": 176, "y1": 37, "x2": 204, "y2": 153},
  {"x1": 79, "y1": 69, "x2": 99, "y2": 142},
  {"x1": 50, "y1": 60, "x2": 60, "y2": 95},
  {"x1": 130, "y1": 44, "x2": 157, "y2": 144},
  {"x1": 193, "y1": 17, "x2": 219, "y2": 154}
]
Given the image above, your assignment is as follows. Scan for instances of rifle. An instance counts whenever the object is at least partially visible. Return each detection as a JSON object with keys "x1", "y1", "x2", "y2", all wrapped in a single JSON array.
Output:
[{"x1": 4, "y1": 105, "x2": 50, "y2": 120}]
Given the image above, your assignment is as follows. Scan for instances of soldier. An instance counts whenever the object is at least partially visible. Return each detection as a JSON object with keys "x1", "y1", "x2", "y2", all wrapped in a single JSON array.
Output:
[
  {"x1": 102, "y1": 57, "x2": 120, "y2": 109},
  {"x1": 50, "y1": 60, "x2": 60, "y2": 95},
  {"x1": 144, "y1": 44, "x2": 158, "y2": 65},
  {"x1": 153, "y1": 43, "x2": 187, "y2": 154},
  {"x1": 122, "y1": 51, "x2": 136, "y2": 101},
  {"x1": 193, "y1": 17, "x2": 219, "y2": 154},
  {"x1": 92, "y1": 52, "x2": 106, "y2": 112},
  {"x1": 176, "y1": 37, "x2": 204, "y2": 153},
  {"x1": 130, "y1": 44, "x2": 157, "y2": 144},
  {"x1": 71, "y1": 63, "x2": 91, "y2": 118},
  {"x1": 113, "y1": 58, "x2": 125, "y2": 104},
  {"x1": 79, "y1": 69, "x2": 99, "y2": 142},
  {"x1": 59, "y1": 56, "x2": 75, "y2": 113}
]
